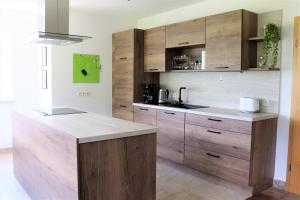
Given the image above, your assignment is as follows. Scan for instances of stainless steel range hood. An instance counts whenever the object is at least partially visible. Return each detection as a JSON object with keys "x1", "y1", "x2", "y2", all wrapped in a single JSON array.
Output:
[{"x1": 33, "y1": 0, "x2": 91, "y2": 45}]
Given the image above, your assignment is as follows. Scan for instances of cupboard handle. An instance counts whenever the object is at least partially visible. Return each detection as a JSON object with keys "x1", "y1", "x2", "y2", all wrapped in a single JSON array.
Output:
[
  {"x1": 139, "y1": 108, "x2": 149, "y2": 111},
  {"x1": 149, "y1": 68, "x2": 159, "y2": 71},
  {"x1": 208, "y1": 118, "x2": 222, "y2": 122},
  {"x1": 164, "y1": 112, "x2": 175, "y2": 115},
  {"x1": 120, "y1": 57, "x2": 128, "y2": 60},
  {"x1": 214, "y1": 67, "x2": 229, "y2": 69},
  {"x1": 207, "y1": 130, "x2": 222, "y2": 134},
  {"x1": 178, "y1": 42, "x2": 190, "y2": 45},
  {"x1": 120, "y1": 105, "x2": 127, "y2": 108},
  {"x1": 206, "y1": 153, "x2": 220, "y2": 158}
]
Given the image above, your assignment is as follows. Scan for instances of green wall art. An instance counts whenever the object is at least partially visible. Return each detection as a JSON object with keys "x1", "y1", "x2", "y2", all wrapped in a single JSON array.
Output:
[{"x1": 73, "y1": 53, "x2": 100, "y2": 83}]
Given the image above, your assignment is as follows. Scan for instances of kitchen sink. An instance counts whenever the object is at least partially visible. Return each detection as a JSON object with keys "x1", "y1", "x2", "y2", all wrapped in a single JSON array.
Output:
[{"x1": 161, "y1": 103, "x2": 209, "y2": 110}]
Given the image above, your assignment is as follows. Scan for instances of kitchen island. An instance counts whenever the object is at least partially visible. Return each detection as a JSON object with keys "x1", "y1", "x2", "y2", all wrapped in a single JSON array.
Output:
[{"x1": 12, "y1": 109, "x2": 158, "y2": 200}]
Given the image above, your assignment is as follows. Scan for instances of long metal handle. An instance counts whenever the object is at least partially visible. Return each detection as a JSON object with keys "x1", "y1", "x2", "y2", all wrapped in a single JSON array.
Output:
[
  {"x1": 139, "y1": 108, "x2": 149, "y2": 111},
  {"x1": 206, "y1": 153, "x2": 220, "y2": 158},
  {"x1": 120, "y1": 105, "x2": 127, "y2": 108},
  {"x1": 214, "y1": 66, "x2": 229, "y2": 69},
  {"x1": 207, "y1": 130, "x2": 222, "y2": 134},
  {"x1": 208, "y1": 118, "x2": 222, "y2": 122},
  {"x1": 164, "y1": 112, "x2": 175, "y2": 115},
  {"x1": 149, "y1": 68, "x2": 159, "y2": 71},
  {"x1": 178, "y1": 42, "x2": 190, "y2": 45},
  {"x1": 120, "y1": 57, "x2": 128, "y2": 60}
]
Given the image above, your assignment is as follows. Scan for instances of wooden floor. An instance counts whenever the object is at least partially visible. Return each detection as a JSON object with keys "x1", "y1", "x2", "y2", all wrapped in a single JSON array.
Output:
[{"x1": 1, "y1": 152, "x2": 300, "y2": 200}]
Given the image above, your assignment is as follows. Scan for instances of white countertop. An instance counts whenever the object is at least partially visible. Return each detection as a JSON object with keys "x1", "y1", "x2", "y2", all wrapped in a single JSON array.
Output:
[
  {"x1": 14, "y1": 109, "x2": 158, "y2": 144},
  {"x1": 133, "y1": 103, "x2": 278, "y2": 122}
]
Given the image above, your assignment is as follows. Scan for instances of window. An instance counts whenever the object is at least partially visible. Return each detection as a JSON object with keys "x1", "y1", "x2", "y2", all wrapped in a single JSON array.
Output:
[{"x1": 0, "y1": 33, "x2": 13, "y2": 101}]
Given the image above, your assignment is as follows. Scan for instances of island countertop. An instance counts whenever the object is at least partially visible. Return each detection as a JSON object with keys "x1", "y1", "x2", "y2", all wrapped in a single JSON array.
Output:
[{"x1": 13, "y1": 109, "x2": 158, "y2": 144}]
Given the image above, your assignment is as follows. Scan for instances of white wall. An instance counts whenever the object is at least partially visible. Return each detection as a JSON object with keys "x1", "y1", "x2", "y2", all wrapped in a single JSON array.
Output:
[
  {"x1": 51, "y1": 11, "x2": 136, "y2": 115},
  {"x1": 0, "y1": 9, "x2": 39, "y2": 148},
  {"x1": 0, "y1": 9, "x2": 136, "y2": 148},
  {"x1": 137, "y1": 0, "x2": 300, "y2": 182}
]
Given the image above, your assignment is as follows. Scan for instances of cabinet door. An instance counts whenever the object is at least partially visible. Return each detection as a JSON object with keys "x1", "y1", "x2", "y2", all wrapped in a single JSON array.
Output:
[
  {"x1": 166, "y1": 18, "x2": 205, "y2": 48},
  {"x1": 157, "y1": 110, "x2": 185, "y2": 164},
  {"x1": 133, "y1": 106, "x2": 157, "y2": 126},
  {"x1": 206, "y1": 10, "x2": 242, "y2": 71},
  {"x1": 112, "y1": 30, "x2": 134, "y2": 61},
  {"x1": 144, "y1": 26, "x2": 166, "y2": 72},
  {"x1": 112, "y1": 30, "x2": 134, "y2": 121}
]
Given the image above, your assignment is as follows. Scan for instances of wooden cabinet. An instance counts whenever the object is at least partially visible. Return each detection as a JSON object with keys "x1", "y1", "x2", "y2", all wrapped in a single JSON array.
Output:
[
  {"x1": 206, "y1": 10, "x2": 257, "y2": 71},
  {"x1": 157, "y1": 109, "x2": 185, "y2": 164},
  {"x1": 184, "y1": 113, "x2": 278, "y2": 193},
  {"x1": 166, "y1": 18, "x2": 206, "y2": 48},
  {"x1": 144, "y1": 26, "x2": 168, "y2": 72},
  {"x1": 133, "y1": 106, "x2": 157, "y2": 126},
  {"x1": 112, "y1": 29, "x2": 158, "y2": 120}
]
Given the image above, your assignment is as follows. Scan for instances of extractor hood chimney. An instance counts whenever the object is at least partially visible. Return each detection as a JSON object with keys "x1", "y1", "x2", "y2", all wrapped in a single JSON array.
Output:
[{"x1": 33, "y1": 0, "x2": 91, "y2": 45}]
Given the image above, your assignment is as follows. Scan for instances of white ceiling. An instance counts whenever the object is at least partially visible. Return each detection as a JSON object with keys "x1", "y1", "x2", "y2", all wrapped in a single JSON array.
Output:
[
  {"x1": 70, "y1": 0, "x2": 205, "y2": 18},
  {"x1": 0, "y1": 0, "x2": 205, "y2": 18}
]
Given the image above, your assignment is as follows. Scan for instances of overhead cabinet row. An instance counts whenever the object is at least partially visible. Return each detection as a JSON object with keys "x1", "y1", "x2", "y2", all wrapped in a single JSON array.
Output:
[{"x1": 144, "y1": 9, "x2": 258, "y2": 72}]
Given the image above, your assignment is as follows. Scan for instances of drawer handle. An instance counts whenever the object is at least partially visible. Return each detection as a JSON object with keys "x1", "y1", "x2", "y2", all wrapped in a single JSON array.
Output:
[
  {"x1": 149, "y1": 68, "x2": 159, "y2": 71},
  {"x1": 206, "y1": 153, "x2": 220, "y2": 158},
  {"x1": 120, "y1": 105, "x2": 127, "y2": 108},
  {"x1": 208, "y1": 118, "x2": 222, "y2": 122},
  {"x1": 120, "y1": 57, "x2": 128, "y2": 60},
  {"x1": 214, "y1": 67, "x2": 229, "y2": 69},
  {"x1": 207, "y1": 130, "x2": 222, "y2": 134},
  {"x1": 178, "y1": 42, "x2": 190, "y2": 45},
  {"x1": 139, "y1": 108, "x2": 149, "y2": 111},
  {"x1": 164, "y1": 112, "x2": 175, "y2": 115}
]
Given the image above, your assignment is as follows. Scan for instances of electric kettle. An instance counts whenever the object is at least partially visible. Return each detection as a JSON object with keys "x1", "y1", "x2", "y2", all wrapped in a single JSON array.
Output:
[{"x1": 159, "y1": 89, "x2": 169, "y2": 104}]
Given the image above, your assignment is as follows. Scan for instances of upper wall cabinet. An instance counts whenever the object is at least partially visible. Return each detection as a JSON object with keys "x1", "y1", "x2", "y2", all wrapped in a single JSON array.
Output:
[
  {"x1": 206, "y1": 10, "x2": 258, "y2": 71},
  {"x1": 144, "y1": 26, "x2": 168, "y2": 72},
  {"x1": 166, "y1": 18, "x2": 206, "y2": 48}
]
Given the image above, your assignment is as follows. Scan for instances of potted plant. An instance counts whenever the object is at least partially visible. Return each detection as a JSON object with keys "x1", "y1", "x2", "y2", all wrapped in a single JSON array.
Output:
[{"x1": 261, "y1": 23, "x2": 280, "y2": 69}]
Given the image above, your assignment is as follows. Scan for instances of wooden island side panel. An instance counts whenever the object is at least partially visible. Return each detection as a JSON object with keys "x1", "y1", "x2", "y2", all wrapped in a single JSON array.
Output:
[
  {"x1": 78, "y1": 133, "x2": 157, "y2": 200},
  {"x1": 12, "y1": 112, "x2": 79, "y2": 200}
]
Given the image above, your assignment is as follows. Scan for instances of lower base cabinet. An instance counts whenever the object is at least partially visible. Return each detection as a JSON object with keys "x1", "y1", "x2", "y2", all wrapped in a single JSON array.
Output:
[{"x1": 133, "y1": 105, "x2": 278, "y2": 195}]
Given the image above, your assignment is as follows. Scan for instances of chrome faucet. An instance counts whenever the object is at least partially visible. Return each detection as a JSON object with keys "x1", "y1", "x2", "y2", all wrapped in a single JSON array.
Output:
[{"x1": 178, "y1": 87, "x2": 187, "y2": 104}]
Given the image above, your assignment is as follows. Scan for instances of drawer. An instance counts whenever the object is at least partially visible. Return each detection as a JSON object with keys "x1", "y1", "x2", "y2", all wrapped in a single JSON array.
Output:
[
  {"x1": 133, "y1": 106, "x2": 157, "y2": 126},
  {"x1": 185, "y1": 124, "x2": 251, "y2": 160},
  {"x1": 186, "y1": 113, "x2": 252, "y2": 134},
  {"x1": 158, "y1": 109, "x2": 185, "y2": 121},
  {"x1": 184, "y1": 146, "x2": 250, "y2": 186}
]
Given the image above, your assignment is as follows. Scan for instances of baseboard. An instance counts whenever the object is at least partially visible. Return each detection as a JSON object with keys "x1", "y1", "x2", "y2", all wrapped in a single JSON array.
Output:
[
  {"x1": 273, "y1": 179, "x2": 286, "y2": 191},
  {"x1": 0, "y1": 147, "x2": 12, "y2": 154}
]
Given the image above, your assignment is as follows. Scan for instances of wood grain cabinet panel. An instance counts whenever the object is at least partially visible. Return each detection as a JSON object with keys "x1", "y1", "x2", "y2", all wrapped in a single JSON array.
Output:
[
  {"x1": 184, "y1": 145, "x2": 250, "y2": 186},
  {"x1": 112, "y1": 29, "x2": 159, "y2": 121},
  {"x1": 133, "y1": 106, "x2": 157, "y2": 126},
  {"x1": 144, "y1": 26, "x2": 167, "y2": 72},
  {"x1": 186, "y1": 113, "x2": 252, "y2": 134},
  {"x1": 185, "y1": 124, "x2": 251, "y2": 160},
  {"x1": 206, "y1": 10, "x2": 257, "y2": 71},
  {"x1": 166, "y1": 17, "x2": 206, "y2": 48},
  {"x1": 157, "y1": 109, "x2": 185, "y2": 164}
]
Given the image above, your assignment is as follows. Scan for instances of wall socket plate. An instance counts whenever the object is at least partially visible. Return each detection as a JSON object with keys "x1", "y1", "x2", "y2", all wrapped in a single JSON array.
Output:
[{"x1": 77, "y1": 91, "x2": 91, "y2": 97}]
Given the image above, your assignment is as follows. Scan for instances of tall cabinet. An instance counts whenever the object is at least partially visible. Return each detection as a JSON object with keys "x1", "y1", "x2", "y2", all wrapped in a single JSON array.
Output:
[{"x1": 112, "y1": 29, "x2": 158, "y2": 121}]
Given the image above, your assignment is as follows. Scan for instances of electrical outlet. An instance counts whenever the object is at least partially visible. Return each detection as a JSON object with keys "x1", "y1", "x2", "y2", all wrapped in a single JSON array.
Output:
[{"x1": 77, "y1": 91, "x2": 91, "y2": 97}]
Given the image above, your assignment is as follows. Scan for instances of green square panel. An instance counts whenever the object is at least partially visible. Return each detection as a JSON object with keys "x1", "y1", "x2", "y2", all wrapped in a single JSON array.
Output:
[{"x1": 73, "y1": 53, "x2": 100, "y2": 83}]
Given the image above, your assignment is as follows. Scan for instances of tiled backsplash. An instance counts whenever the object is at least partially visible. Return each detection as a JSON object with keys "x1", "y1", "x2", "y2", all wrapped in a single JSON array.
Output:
[{"x1": 160, "y1": 71, "x2": 280, "y2": 113}]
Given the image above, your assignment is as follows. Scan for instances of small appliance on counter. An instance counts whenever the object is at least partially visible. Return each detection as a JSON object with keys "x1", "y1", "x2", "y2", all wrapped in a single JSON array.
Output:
[
  {"x1": 143, "y1": 84, "x2": 159, "y2": 105},
  {"x1": 240, "y1": 97, "x2": 260, "y2": 113},
  {"x1": 159, "y1": 89, "x2": 170, "y2": 104}
]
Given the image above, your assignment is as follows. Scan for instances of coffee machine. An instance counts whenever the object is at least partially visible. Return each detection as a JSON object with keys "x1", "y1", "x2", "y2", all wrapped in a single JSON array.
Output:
[{"x1": 143, "y1": 84, "x2": 159, "y2": 105}]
